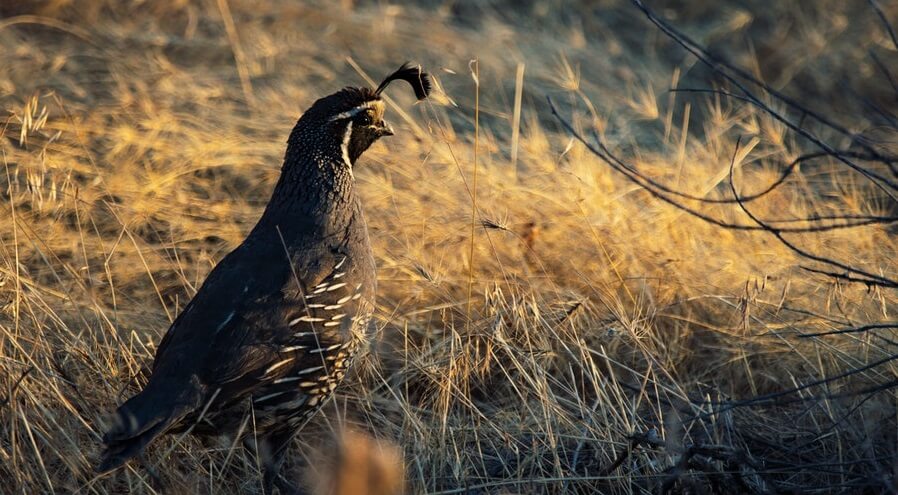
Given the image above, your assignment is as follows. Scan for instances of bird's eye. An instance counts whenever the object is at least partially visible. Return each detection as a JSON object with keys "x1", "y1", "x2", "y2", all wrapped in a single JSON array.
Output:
[{"x1": 357, "y1": 112, "x2": 372, "y2": 126}]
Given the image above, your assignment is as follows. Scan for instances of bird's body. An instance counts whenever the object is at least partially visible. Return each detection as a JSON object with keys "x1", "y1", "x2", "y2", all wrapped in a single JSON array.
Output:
[{"x1": 98, "y1": 64, "x2": 431, "y2": 494}]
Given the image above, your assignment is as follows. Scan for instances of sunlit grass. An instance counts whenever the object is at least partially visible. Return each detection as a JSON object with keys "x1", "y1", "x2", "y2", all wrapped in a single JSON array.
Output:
[{"x1": 1, "y1": 0, "x2": 896, "y2": 493}]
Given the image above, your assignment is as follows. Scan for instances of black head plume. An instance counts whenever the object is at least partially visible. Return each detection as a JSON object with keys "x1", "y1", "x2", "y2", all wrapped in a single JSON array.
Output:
[{"x1": 374, "y1": 62, "x2": 431, "y2": 101}]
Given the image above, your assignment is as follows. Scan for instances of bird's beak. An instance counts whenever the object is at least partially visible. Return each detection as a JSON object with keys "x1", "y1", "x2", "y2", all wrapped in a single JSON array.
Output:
[{"x1": 377, "y1": 120, "x2": 394, "y2": 137}]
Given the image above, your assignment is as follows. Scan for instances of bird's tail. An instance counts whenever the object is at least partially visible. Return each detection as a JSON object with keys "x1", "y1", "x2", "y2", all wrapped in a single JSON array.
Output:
[{"x1": 97, "y1": 377, "x2": 202, "y2": 473}]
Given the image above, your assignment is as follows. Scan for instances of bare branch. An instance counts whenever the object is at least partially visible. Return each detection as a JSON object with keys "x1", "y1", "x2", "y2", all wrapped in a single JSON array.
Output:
[
  {"x1": 631, "y1": 0, "x2": 898, "y2": 199},
  {"x1": 798, "y1": 323, "x2": 898, "y2": 339},
  {"x1": 548, "y1": 98, "x2": 898, "y2": 235},
  {"x1": 868, "y1": 0, "x2": 898, "y2": 51},
  {"x1": 729, "y1": 146, "x2": 898, "y2": 288}
]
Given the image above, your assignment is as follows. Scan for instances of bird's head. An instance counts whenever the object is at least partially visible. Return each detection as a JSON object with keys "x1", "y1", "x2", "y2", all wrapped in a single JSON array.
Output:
[{"x1": 290, "y1": 63, "x2": 431, "y2": 166}]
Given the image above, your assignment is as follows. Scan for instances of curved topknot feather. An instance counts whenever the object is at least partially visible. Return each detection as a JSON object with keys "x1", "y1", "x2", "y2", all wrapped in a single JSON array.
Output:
[{"x1": 375, "y1": 62, "x2": 431, "y2": 101}]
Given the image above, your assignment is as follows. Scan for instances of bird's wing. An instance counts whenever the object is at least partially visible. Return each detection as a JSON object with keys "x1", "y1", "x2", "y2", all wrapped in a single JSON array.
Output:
[
  {"x1": 100, "y1": 232, "x2": 362, "y2": 470},
  {"x1": 207, "y1": 254, "x2": 369, "y2": 403},
  {"x1": 150, "y1": 238, "x2": 365, "y2": 407}
]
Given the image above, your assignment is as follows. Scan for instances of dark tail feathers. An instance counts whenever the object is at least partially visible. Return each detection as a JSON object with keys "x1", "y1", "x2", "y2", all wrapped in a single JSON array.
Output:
[{"x1": 97, "y1": 381, "x2": 200, "y2": 473}]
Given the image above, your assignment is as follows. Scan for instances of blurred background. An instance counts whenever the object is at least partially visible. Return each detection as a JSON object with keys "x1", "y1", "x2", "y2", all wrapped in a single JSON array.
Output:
[{"x1": 1, "y1": 1, "x2": 897, "y2": 493}]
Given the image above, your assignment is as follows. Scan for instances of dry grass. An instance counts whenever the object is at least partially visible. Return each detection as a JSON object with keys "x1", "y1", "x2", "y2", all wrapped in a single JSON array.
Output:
[{"x1": 1, "y1": 0, "x2": 897, "y2": 493}]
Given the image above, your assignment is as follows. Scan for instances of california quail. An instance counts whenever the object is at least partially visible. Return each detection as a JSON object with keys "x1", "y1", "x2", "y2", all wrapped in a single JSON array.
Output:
[{"x1": 98, "y1": 63, "x2": 431, "y2": 494}]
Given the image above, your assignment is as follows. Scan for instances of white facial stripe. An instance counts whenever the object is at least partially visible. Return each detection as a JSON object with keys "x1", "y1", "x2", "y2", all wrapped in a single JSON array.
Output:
[
  {"x1": 341, "y1": 121, "x2": 353, "y2": 167},
  {"x1": 328, "y1": 101, "x2": 375, "y2": 121},
  {"x1": 329, "y1": 107, "x2": 364, "y2": 121}
]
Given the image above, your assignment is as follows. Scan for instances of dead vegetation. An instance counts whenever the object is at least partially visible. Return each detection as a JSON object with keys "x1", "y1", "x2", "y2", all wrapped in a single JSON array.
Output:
[{"x1": 1, "y1": 0, "x2": 897, "y2": 493}]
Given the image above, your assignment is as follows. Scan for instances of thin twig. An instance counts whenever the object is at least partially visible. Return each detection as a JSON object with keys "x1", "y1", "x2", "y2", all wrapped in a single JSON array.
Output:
[
  {"x1": 547, "y1": 98, "x2": 896, "y2": 234},
  {"x1": 798, "y1": 323, "x2": 898, "y2": 339},
  {"x1": 729, "y1": 139, "x2": 898, "y2": 288},
  {"x1": 868, "y1": 0, "x2": 898, "y2": 51},
  {"x1": 631, "y1": 0, "x2": 898, "y2": 200},
  {"x1": 0, "y1": 366, "x2": 34, "y2": 409}
]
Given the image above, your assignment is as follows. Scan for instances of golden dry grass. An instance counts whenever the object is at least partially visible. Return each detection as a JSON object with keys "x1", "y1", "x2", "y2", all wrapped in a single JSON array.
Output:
[{"x1": 1, "y1": 1, "x2": 897, "y2": 493}]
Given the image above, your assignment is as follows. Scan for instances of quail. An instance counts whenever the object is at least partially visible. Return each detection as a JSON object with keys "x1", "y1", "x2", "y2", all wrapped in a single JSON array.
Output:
[{"x1": 98, "y1": 63, "x2": 431, "y2": 494}]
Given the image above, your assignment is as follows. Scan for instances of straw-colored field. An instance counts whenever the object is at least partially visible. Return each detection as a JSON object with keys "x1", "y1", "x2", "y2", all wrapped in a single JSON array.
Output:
[{"x1": 2, "y1": 1, "x2": 897, "y2": 493}]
